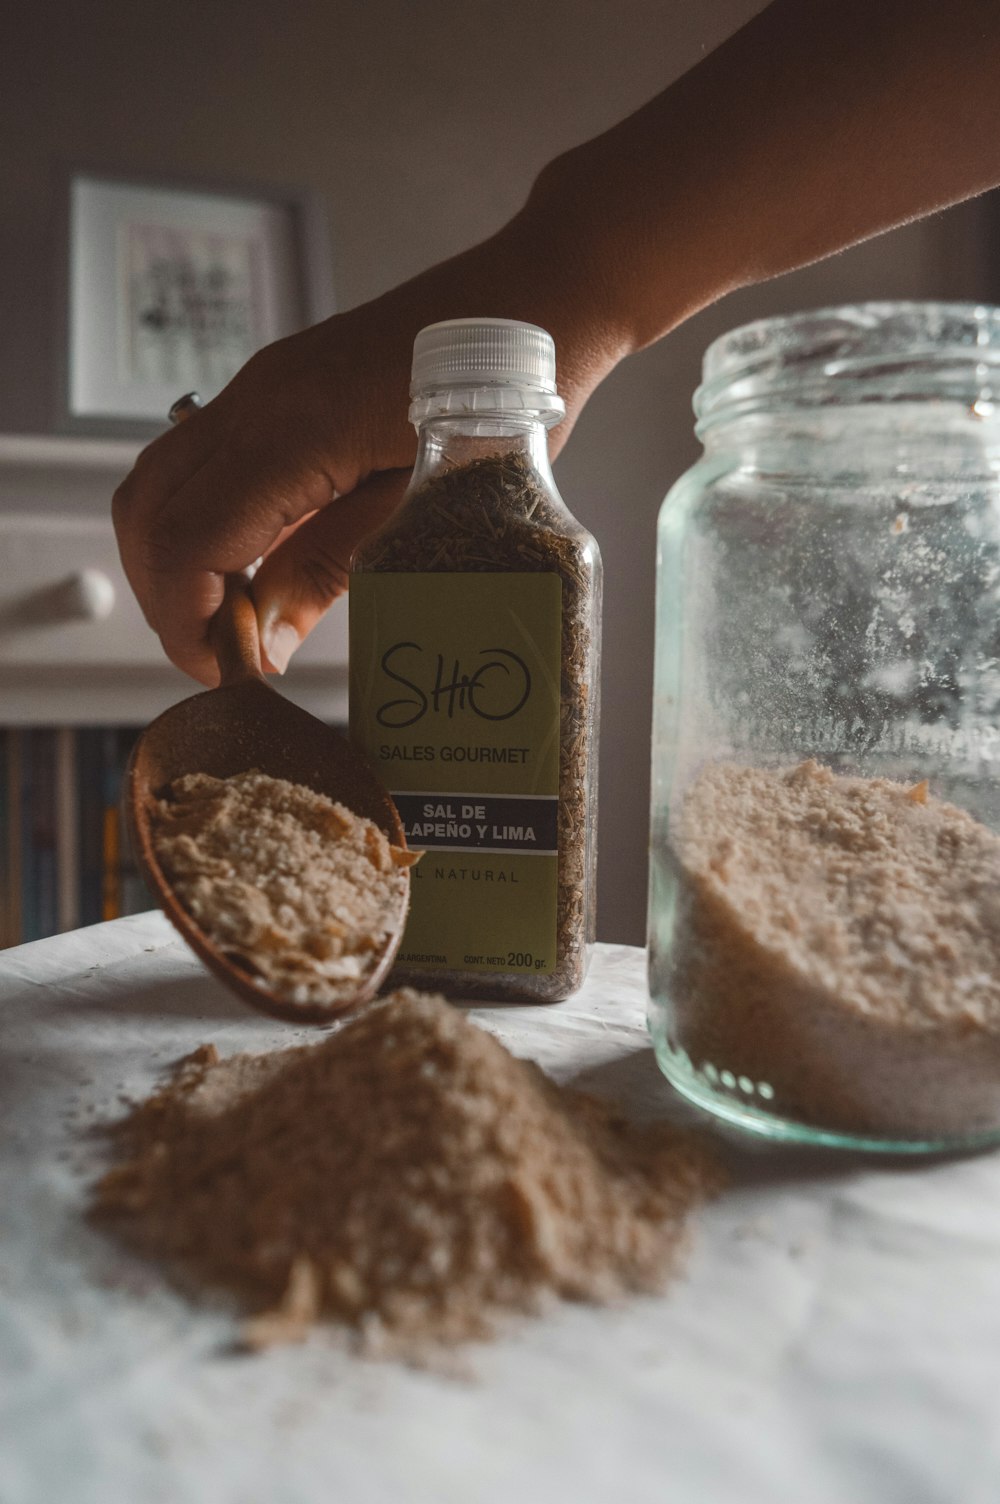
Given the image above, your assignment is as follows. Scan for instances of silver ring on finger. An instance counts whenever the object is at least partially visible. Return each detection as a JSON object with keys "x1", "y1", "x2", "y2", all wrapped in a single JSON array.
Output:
[{"x1": 168, "y1": 391, "x2": 204, "y2": 426}]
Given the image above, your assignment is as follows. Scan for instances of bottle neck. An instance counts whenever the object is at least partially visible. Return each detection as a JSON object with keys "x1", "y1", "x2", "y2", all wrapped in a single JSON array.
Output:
[{"x1": 407, "y1": 415, "x2": 556, "y2": 497}]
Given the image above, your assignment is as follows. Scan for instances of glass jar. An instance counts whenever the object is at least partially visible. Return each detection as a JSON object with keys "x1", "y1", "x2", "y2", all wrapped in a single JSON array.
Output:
[
  {"x1": 648, "y1": 302, "x2": 1000, "y2": 1153},
  {"x1": 350, "y1": 319, "x2": 601, "y2": 1002}
]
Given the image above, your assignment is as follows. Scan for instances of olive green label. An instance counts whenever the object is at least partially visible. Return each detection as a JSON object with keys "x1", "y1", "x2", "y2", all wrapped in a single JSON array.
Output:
[{"x1": 349, "y1": 573, "x2": 561, "y2": 974}]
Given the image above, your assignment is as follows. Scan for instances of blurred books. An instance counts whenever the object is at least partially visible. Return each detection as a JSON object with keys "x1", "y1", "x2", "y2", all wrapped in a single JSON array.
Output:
[{"x1": 0, "y1": 726, "x2": 148, "y2": 947}]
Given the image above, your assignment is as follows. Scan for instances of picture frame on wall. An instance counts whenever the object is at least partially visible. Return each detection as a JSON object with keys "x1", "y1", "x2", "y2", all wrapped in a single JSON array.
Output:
[{"x1": 54, "y1": 168, "x2": 334, "y2": 438}]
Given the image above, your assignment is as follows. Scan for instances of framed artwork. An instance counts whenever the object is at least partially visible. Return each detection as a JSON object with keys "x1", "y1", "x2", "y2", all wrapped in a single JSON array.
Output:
[{"x1": 54, "y1": 169, "x2": 333, "y2": 438}]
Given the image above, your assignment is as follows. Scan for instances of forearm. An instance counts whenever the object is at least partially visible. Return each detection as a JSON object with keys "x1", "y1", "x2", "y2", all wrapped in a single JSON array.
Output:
[{"x1": 517, "y1": 0, "x2": 1000, "y2": 356}]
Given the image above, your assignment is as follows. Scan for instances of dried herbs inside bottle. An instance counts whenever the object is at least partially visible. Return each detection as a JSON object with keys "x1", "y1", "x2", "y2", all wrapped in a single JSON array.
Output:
[{"x1": 350, "y1": 447, "x2": 601, "y2": 1002}]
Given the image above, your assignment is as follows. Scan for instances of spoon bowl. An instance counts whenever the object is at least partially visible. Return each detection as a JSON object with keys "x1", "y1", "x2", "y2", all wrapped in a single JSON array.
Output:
[{"x1": 124, "y1": 577, "x2": 409, "y2": 1024}]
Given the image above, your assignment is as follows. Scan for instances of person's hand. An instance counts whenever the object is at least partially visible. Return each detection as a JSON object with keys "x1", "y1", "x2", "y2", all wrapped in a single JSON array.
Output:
[
  {"x1": 112, "y1": 301, "x2": 420, "y2": 686},
  {"x1": 112, "y1": 209, "x2": 625, "y2": 687}
]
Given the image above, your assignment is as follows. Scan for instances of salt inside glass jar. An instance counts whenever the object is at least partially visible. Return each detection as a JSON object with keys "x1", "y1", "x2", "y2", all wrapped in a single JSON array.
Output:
[{"x1": 648, "y1": 302, "x2": 1000, "y2": 1153}]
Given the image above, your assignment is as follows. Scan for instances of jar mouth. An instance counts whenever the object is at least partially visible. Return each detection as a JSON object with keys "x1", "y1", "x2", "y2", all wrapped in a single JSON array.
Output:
[{"x1": 695, "y1": 302, "x2": 1000, "y2": 433}]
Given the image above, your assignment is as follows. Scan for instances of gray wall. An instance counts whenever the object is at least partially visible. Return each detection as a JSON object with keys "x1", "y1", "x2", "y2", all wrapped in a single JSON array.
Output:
[{"x1": 2, "y1": 0, "x2": 994, "y2": 941}]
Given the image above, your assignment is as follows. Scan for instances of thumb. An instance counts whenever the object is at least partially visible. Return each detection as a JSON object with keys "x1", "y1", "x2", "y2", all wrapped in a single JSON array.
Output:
[{"x1": 252, "y1": 469, "x2": 410, "y2": 673}]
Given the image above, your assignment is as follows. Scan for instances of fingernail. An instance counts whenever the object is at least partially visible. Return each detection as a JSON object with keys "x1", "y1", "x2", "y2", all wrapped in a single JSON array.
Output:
[{"x1": 261, "y1": 620, "x2": 300, "y2": 675}]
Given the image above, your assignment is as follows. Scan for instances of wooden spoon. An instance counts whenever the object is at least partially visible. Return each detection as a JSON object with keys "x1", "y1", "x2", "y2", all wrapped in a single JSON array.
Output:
[{"x1": 123, "y1": 572, "x2": 410, "y2": 1025}]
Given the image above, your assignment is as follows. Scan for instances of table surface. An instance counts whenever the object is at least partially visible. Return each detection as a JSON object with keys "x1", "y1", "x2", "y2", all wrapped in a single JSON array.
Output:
[{"x1": 4, "y1": 916, "x2": 1000, "y2": 1504}]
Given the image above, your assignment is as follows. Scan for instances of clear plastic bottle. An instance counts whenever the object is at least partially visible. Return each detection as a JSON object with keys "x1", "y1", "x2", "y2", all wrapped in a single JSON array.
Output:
[
  {"x1": 350, "y1": 318, "x2": 601, "y2": 1001},
  {"x1": 648, "y1": 302, "x2": 1000, "y2": 1153}
]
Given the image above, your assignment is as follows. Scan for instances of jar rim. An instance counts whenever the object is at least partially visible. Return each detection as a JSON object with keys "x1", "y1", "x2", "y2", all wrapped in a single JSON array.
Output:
[{"x1": 695, "y1": 301, "x2": 1000, "y2": 431}]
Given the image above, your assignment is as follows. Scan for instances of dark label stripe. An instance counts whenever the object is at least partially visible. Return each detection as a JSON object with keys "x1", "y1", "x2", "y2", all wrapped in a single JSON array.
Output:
[{"x1": 392, "y1": 792, "x2": 559, "y2": 853}]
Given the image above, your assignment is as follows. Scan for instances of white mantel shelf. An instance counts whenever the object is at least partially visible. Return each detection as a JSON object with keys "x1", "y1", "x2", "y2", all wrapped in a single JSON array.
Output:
[
  {"x1": 0, "y1": 432, "x2": 145, "y2": 471},
  {"x1": 0, "y1": 432, "x2": 144, "y2": 517}
]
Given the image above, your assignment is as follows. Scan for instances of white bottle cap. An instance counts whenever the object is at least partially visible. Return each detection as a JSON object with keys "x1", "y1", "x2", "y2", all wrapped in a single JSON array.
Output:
[{"x1": 409, "y1": 318, "x2": 566, "y2": 426}]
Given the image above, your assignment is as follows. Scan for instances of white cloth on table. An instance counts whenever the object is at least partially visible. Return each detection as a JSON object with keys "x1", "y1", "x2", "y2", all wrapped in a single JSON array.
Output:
[{"x1": 4, "y1": 915, "x2": 1000, "y2": 1504}]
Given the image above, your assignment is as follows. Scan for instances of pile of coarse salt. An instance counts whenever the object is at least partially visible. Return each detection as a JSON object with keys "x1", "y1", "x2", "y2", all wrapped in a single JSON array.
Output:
[{"x1": 94, "y1": 989, "x2": 722, "y2": 1356}]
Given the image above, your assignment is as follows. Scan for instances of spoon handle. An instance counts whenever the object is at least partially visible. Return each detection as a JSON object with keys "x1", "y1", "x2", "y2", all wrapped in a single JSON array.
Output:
[{"x1": 210, "y1": 573, "x2": 266, "y2": 687}]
